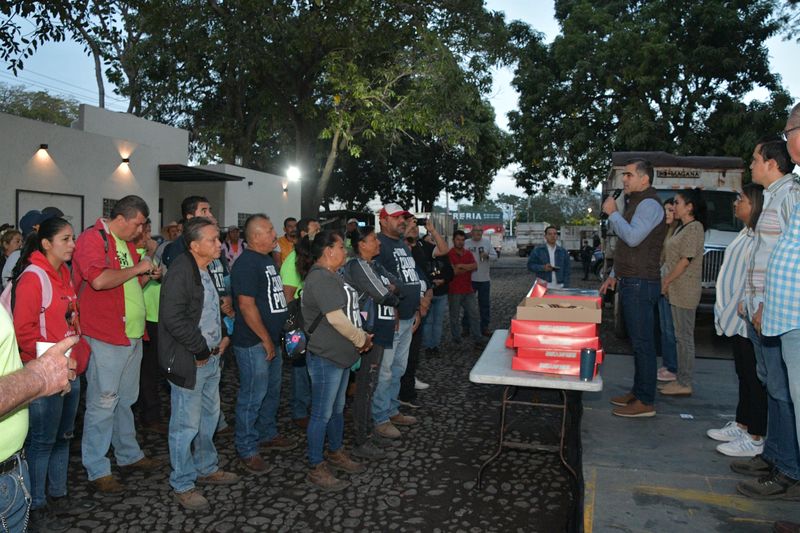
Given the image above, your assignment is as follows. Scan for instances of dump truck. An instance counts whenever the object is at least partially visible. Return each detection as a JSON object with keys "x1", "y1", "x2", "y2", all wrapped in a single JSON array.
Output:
[{"x1": 515, "y1": 222, "x2": 550, "y2": 257}]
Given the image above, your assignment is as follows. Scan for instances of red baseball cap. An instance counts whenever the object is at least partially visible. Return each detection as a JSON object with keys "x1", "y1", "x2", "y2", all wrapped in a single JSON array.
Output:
[{"x1": 379, "y1": 203, "x2": 411, "y2": 218}]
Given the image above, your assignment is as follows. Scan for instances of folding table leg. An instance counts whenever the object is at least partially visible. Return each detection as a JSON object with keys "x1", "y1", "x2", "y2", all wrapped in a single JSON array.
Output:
[{"x1": 477, "y1": 385, "x2": 513, "y2": 489}]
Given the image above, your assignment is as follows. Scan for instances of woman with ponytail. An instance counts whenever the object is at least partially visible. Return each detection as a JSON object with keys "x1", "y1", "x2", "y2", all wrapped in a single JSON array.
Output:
[
  {"x1": 297, "y1": 230, "x2": 373, "y2": 491},
  {"x1": 10, "y1": 217, "x2": 92, "y2": 529}
]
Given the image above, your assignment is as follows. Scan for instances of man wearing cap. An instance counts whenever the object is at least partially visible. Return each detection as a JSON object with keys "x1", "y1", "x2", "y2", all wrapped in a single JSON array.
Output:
[
  {"x1": 344, "y1": 218, "x2": 359, "y2": 251},
  {"x1": 372, "y1": 203, "x2": 422, "y2": 439}
]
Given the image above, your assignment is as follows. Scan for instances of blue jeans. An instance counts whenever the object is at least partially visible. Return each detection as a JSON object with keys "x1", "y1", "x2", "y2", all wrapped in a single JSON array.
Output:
[
  {"x1": 619, "y1": 278, "x2": 660, "y2": 405},
  {"x1": 372, "y1": 318, "x2": 413, "y2": 424},
  {"x1": 0, "y1": 455, "x2": 30, "y2": 531},
  {"x1": 25, "y1": 379, "x2": 80, "y2": 509},
  {"x1": 782, "y1": 328, "x2": 800, "y2": 471},
  {"x1": 234, "y1": 343, "x2": 282, "y2": 459},
  {"x1": 168, "y1": 355, "x2": 221, "y2": 493},
  {"x1": 291, "y1": 359, "x2": 311, "y2": 420},
  {"x1": 472, "y1": 281, "x2": 491, "y2": 333},
  {"x1": 82, "y1": 336, "x2": 145, "y2": 481},
  {"x1": 306, "y1": 353, "x2": 349, "y2": 466},
  {"x1": 658, "y1": 295, "x2": 677, "y2": 373},
  {"x1": 749, "y1": 322, "x2": 800, "y2": 479},
  {"x1": 422, "y1": 295, "x2": 447, "y2": 350}
]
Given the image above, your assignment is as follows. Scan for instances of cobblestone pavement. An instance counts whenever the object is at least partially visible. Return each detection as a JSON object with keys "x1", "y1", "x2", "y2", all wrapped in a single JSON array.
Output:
[{"x1": 61, "y1": 256, "x2": 577, "y2": 532}]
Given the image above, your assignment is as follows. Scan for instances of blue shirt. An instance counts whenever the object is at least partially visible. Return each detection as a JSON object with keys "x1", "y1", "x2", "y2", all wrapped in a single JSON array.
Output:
[
  {"x1": 231, "y1": 249, "x2": 288, "y2": 346},
  {"x1": 763, "y1": 201, "x2": 800, "y2": 336},
  {"x1": 375, "y1": 233, "x2": 420, "y2": 320}
]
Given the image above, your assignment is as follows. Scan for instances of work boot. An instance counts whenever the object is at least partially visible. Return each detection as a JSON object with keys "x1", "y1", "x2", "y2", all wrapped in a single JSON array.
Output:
[
  {"x1": 737, "y1": 470, "x2": 800, "y2": 500},
  {"x1": 260, "y1": 434, "x2": 297, "y2": 451},
  {"x1": 306, "y1": 462, "x2": 350, "y2": 492},
  {"x1": 730, "y1": 455, "x2": 773, "y2": 477},
  {"x1": 240, "y1": 454, "x2": 273, "y2": 475},
  {"x1": 351, "y1": 440, "x2": 387, "y2": 461},
  {"x1": 609, "y1": 392, "x2": 635, "y2": 407},
  {"x1": 91, "y1": 475, "x2": 125, "y2": 494},
  {"x1": 121, "y1": 455, "x2": 163, "y2": 471},
  {"x1": 390, "y1": 413, "x2": 417, "y2": 426},
  {"x1": 612, "y1": 400, "x2": 656, "y2": 418},
  {"x1": 325, "y1": 448, "x2": 367, "y2": 474},
  {"x1": 28, "y1": 505, "x2": 68, "y2": 533},
  {"x1": 196, "y1": 469, "x2": 240, "y2": 485},
  {"x1": 174, "y1": 489, "x2": 210, "y2": 511},
  {"x1": 374, "y1": 421, "x2": 401, "y2": 439}
]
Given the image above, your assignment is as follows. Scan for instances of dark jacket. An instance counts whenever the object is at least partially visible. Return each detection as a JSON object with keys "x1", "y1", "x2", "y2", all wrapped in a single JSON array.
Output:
[
  {"x1": 158, "y1": 251, "x2": 227, "y2": 389},
  {"x1": 528, "y1": 244, "x2": 571, "y2": 287}
]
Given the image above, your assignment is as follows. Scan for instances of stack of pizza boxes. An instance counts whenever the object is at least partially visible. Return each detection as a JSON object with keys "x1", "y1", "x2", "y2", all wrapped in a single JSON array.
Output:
[{"x1": 506, "y1": 279, "x2": 603, "y2": 378}]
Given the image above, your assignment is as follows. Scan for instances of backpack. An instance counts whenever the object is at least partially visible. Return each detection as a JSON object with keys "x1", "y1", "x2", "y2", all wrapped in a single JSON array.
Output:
[
  {"x1": 282, "y1": 298, "x2": 323, "y2": 361},
  {"x1": 0, "y1": 264, "x2": 53, "y2": 339}
]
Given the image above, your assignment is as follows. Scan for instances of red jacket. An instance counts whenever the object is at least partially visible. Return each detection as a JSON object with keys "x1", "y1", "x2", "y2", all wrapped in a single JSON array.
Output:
[
  {"x1": 72, "y1": 218, "x2": 144, "y2": 346},
  {"x1": 13, "y1": 251, "x2": 91, "y2": 374}
]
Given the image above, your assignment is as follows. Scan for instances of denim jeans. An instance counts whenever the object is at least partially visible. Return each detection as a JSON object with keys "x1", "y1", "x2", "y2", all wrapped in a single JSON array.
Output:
[
  {"x1": 0, "y1": 455, "x2": 30, "y2": 532},
  {"x1": 657, "y1": 295, "x2": 677, "y2": 373},
  {"x1": 353, "y1": 346, "x2": 385, "y2": 446},
  {"x1": 471, "y1": 281, "x2": 491, "y2": 333},
  {"x1": 448, "y1": 292, "x2": 480, "y2": 341},
  {"x1": 25, "y1": 379, "x2": 80, "y2": 509},
  {"x1": 168, "y1": 355, "x2": 221, "y2": 493},
  {"x1": 291, "y1": 359, "x2": 311, "y2": 420},
  {"x1": 782, "y1": 328, "x2": 800, "y2": 466},
  {"x1": 234, "y1": 343, "x2": 282, "y2": 459},
  {"x1": 619, "y1": 278, "x2": 660, "y2": 405},
  {"x1": 372, "y1": 318, "x2": 413, "y2": 424},
  {"x1": 399, "y1": 325, "x2": 424, "y2": 403},
  {"x1": 82, "y1": 336, "x2": 145, "y2": 481},
  {"x1": 306, "y1": 353, "x2": 349, "y2": 466},
  {"x1": 422, "y1": 295, "x2": 447, "y2": 349},
  {"x1": 748, "y1": 321, "x2": 800, "y2": 479}
]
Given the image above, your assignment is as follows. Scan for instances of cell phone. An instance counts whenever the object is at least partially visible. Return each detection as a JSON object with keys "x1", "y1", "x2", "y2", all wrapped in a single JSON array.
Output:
[{"x1": 416, "y1": 217, "x2": 428, "y2": 226}]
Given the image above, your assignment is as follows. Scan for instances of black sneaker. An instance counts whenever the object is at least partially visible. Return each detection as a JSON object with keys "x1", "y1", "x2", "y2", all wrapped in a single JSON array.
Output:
[
  {"x1": 737, "y1": 470, "x2": 800, "y2": 500},
  {"x1": 29, "y1": 505, "x2": 68, "y2": 533},
  {"x1": 351, "y1": 440, "x2": 387, "y2": 460},
  {"x1": 731, "y1": 455, "x2": 773, "y2": 477}
]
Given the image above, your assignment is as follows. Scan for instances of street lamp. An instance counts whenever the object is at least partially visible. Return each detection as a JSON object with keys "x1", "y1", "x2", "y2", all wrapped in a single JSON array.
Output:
[{"x1": 287, "y1": 166, "x2": 301, "y2": 182}]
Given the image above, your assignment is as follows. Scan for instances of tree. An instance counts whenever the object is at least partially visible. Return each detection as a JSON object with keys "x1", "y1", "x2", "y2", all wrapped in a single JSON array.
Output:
[
  {"x1": 508, "y1": 0, "x2": 788, "y2": 192},
  {"x1": 0, "y1": 82, "x2": 79, "y2": 126},
  {"x1": 0, "y1": 2, "x2": 68, "y2": 74},
  {"x1": 105, "y1": 1, "x2": 511, "y2": 217}
]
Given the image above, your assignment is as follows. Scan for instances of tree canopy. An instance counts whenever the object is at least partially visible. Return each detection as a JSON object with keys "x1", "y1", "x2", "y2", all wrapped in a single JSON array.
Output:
[
  {"x1": 507, "y1": 0, "x2": 792, "y2": 192},
  {"x1": 0, "y1": 82, "x2": 78, "y2": 126}
]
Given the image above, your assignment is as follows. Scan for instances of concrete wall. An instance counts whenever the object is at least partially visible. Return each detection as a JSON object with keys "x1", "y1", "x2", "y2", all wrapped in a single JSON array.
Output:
[
  {"x1": 206, "y1": 164, "x2": 300, "y2": 229},
  {"x1": 0, "y1": 105, "x2": 187, "y2": 231}
]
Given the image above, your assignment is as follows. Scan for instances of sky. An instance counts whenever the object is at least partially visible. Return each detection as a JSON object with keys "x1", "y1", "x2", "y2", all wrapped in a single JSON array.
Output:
[{"x1": 4, "y1": 1, "x2": 799, "y2": 201}]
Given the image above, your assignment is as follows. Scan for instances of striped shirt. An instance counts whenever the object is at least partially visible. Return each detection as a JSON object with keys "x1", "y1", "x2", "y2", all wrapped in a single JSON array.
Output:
[
  {"x1": 745, "y1": 174, "x2": 800, "y2": 316},
  {"x1": 714, "y1": 228, "x2": 752, "y2": 337},
  {"x1": 763, "y1": 200, "x2": 800, "y2": 336}
]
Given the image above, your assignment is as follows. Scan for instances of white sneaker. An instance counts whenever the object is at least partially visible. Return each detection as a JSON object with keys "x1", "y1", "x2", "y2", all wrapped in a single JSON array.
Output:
[
  {"x1": 716, "y1": 435, "x2": 764, "y2": 457},
  {"x1": 414, "y1": 378, "x2": 430, "y2": 390},
  {"x1": 706, "y1": 421, "x2": 747, "y2": 442}
]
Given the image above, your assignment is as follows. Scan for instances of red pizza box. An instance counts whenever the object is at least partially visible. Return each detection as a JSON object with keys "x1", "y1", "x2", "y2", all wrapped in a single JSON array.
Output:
[
  {"x1": 513, "y1": 333, "x2": 600, "y2": 350},
  {"x1": 526, "y1": 279, "x2": 548, "y2": 298},
  {"x1": 505, "y1": 331, "x2": 514, "y2": 348},
  {"x1": 511, "y1": 355, "x2": 599, "y2": 378},
  {"x1": 510, "y1": 319, "x2": 598, "y2": 337},
  {"x1": 516, "y1": 347, "x2": 604, "y2": 365}
]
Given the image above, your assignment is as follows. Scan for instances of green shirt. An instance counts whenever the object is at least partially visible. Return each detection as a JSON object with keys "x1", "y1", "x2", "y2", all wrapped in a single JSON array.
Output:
[
  {"x1": 113, "y1": 232, "x2": 146, "y2": 338},
  {"x1": 279, "y1": 249, "x2": 304, "y2": 295},
  {"x1": 0, "y1": 308, "x2": 27, "y2": 461},
  {"x1": 138, "y1": 248, "x2": 161, "y2": 323}
]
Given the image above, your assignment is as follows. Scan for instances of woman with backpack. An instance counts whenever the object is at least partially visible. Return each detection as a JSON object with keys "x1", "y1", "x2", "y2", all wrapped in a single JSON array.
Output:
[{"x1": 10, "y1": 217, "x2": 92, "y2": 531}]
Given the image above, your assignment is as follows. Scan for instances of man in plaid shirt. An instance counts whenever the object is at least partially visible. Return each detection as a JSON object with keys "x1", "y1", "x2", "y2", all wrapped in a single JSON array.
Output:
[{"x1": 739, "y1": 103, "x2": 800, "y2": 503}]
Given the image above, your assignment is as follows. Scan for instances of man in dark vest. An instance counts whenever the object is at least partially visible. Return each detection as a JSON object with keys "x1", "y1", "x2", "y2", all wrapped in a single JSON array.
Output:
[{"x1": 600, "y1": 158, "x2": 666, "y2": 418}]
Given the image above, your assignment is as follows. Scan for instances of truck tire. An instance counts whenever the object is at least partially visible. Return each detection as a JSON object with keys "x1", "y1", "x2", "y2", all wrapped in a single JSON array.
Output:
[
  {"x1": 613, "y1": 290, "x2": 627, "y2": 339},
  {"x1": 518, "y1": 249, "x2": 527, "y2": 257}
]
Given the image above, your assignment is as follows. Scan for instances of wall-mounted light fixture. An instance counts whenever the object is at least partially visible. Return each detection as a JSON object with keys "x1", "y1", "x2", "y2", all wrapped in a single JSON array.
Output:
[
  {"x1": 282, "y1": 184, "x2": 289, "y2": 193},
  {"x1": 122, "y1": 157, "x2": 131, "y2": 164},
  {"x1": 39, "y1": 143, "x2": 49, "y2": 150}
]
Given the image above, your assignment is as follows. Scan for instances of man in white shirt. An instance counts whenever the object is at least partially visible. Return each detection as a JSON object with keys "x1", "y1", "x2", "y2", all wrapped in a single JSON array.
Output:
[{"x1": 465, "y1": 227, "x2": 497, "y2": 336}]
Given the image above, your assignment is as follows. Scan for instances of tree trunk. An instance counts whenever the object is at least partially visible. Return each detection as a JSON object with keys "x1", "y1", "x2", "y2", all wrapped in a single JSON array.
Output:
[
  {"x1": 92, "y1": 46, "x2": 105, "y2": 109},
  {"x1": 316, "y1": 127, "x2": 342, "y2": 215}
]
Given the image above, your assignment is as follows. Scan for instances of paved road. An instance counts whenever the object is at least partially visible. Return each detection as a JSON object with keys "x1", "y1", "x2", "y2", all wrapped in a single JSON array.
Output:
[{"x1": 62, "y1": 256, "x2": 578, "y2": 532}]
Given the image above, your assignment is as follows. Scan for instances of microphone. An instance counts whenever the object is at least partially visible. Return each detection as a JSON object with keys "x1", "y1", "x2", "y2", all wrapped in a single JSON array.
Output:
[{"x1": 600, "y1": 189, "x2": 622, "y2": 220}]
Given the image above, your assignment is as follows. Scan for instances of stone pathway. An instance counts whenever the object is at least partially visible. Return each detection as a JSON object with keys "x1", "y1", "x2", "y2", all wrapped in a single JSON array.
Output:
[{"x1": 62, "y1": 256, "x2": 576, "y2": 532}]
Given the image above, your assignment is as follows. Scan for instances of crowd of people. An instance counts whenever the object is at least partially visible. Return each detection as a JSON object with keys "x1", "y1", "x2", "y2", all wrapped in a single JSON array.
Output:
[
  {"x1": 599, "y1": 104, "x2": 800, "y2": 517},
  {"x1": 0, "y1": 192, "x2": 502, "y2": 531}
]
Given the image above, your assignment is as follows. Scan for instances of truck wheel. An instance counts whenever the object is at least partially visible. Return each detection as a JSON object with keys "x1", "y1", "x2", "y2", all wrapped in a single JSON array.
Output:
[
  {"x1": 613, "y1": 291, "x2": 627, "y2": 339},
  {"x1": 518, "y1": 249, "x2": 526, "y2": 257}
]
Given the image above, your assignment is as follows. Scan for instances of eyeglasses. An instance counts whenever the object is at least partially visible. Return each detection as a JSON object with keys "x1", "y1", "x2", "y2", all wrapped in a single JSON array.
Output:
[{"x1": 781, "y1": 126, "x2": 800, "y2": 142}]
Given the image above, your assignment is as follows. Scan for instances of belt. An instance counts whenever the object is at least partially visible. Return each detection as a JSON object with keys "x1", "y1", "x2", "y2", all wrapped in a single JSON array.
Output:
[{"x1": 0, "y1": 450, "x2": 23, "y2": 475}]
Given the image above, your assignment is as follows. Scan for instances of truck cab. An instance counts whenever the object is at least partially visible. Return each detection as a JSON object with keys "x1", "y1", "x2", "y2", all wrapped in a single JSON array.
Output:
[{"x1": 602, "y1": 151, "x2": 744, "y2": 335}]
